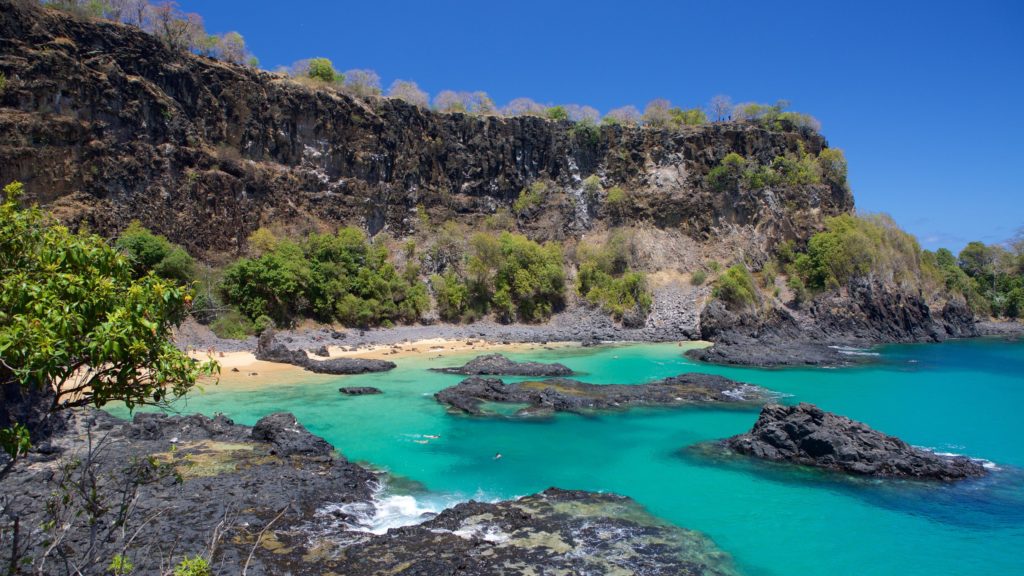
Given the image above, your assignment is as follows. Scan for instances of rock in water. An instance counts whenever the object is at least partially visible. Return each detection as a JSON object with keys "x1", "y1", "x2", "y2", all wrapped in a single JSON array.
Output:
[
  {"x1": 339, "y1": 386, "x2": 383, "y2": 395},
  {"x1": 432, "y1": 353, "x2": 574, "y2": 376},
  {"x1": 251, "y1": 412, "x2": 334, "y2": 457},
  {"x1": 330, "y1": 488, "x2": 739, "y2": 576},
  {"x1": 725, "y1": 403, "x2": 987, "y2": 481},
  {"x1": 435, "y1": 374, "x2": 768, "y2": 416},
  {"x1": 256, "y1": 330, "x2": 395, "y2": 374}
]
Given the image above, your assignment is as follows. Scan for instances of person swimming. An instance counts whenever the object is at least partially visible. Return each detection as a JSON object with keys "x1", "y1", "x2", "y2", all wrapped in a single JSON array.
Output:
[
  {"x1": 493, "y1": 453, "x2": 502, "y2": 460},
  {"x1": 424, "y1": 434, "x2": 440, "y2": 439}
]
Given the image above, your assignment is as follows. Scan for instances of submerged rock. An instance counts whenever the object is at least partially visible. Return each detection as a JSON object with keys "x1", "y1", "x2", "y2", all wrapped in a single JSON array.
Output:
[
  {"x1": 339, "y1": 386, "x2": 383, "y2": 395},
  {"x1": 256, "y1": 330, "x2": 395, "y2": 374},
  {"x1": 328, "y1": 488, "x2": 739, "y2": 576},
  {"x1": 435, "y1": 374, "x2": 769, "y2": 416},
  {"x1": 431, "y1": 353, "x2": 574, "y2": 376},
  {"x1": 723, "y1": 403, "x2": 987, "y2": 481}
]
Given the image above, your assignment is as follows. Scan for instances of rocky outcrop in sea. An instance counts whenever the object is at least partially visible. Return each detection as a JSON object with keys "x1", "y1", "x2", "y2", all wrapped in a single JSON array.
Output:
[
  {"x1": 431, "y1": 353, "x2": 574, "y2": 376},
  {"x1": 721, "y1": 403, "x2": 988, "y2": 481},
  {"x1": 435, "y1": 374, "x2": 769, "y2": 416}
]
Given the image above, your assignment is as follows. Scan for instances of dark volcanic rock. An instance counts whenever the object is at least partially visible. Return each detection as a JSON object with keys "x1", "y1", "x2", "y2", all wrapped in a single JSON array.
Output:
[
  {"x1": 435, "y1": 374, "x2": 768, "y2": 416},
  {"x1": 256, "y1": 330, "x2": 395, "y2": 374},
  {"x1": 0, "y1": 410, "x2": 377, "y2": 576},
  {"x1": 432, "y1": 353, "x2": 573, "y2": 376},
  {"x1": 691, "y1": 279, "x2": 983, "y2": 368},
  {"x1": 724, "y1": 403, "x2": 988, "y2": 481},
  {"x1": 330, "y1": 488, "x2": 738, "y2": 576},
  {"x1": 339, "y1": 386, "x2": 382, "y2": 395},
  {"x1": 251, "y1": 412, "x2": 334, "y2": 457},
  {"x1": 0, "y1": 1, "x2": 850, "y2": 258}
]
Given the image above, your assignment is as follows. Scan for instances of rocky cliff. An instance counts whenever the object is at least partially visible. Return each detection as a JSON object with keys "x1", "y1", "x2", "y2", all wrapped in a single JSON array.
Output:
[{"x1": 0, "y1": 0, "x2": 852, "y2": 259}]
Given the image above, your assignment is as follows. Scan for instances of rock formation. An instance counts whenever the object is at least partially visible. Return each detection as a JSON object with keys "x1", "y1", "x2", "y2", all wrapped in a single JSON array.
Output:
[
  {"x1": 435, "y1": 374, "x2": 768, "y2": 416},
  {"x1": 431, "y1": 353, "x2": 573, "y2": 376},
  {"x1": 0, "y1": 1, "x2": 851, "y2": 261},
  {"x1": 255, "y1": 330, "x2": 395, "y2": 374},
  {"x1": 723, "y1": 403, "x2": 988, "y2": 481},
  {"x1": 339, "y1": 386, "x2": 382, "y2": 395}
]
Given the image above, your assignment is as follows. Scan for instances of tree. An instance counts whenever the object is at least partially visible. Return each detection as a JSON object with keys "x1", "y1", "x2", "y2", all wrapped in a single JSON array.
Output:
[
  {"x1": 642, "y1": 99, "x2": 672, "y2": 127},
  {"x1": 603, "y1": 105, "x2": 641, "y2": 126},
  {"x1": 434, "y1": 90, "x2": 470, "y2": 113},
  {"x1": 958, "y1": 241, "x2": 996, "y2": 279},
  {"x1": 708, "y1": 94, "x2": 732, "y2": 122},
  {"x1": 670, "y1": 107, "x2": 707, "y2": 126},
  {"x1": 546, "y1": 105, "x2": 569, "y2": 121},
  {"x1": 214, "y1": 31, "x2": 246, "y2": 65},
  {"x1": 565, "y1": 104, "x2": 600, "y2": 123},
  {"x1": 148, "y1": 2, "x2": 205, "y2": 52},
  {"x1": 306, "y1": 58, "x2": 339, "y2": 83},
  {"x1": 0, "y1": 182, "x2": 217, "y2": 457},
  {"x1": 503, "y1": 97, "x2": 546, "y2": 117},
  {"x1": 343, "y1": 69, "x2": 382, "y2": 97},
  {"x1": 387, "y1": 80, "x2": 429, "y2": 107}
]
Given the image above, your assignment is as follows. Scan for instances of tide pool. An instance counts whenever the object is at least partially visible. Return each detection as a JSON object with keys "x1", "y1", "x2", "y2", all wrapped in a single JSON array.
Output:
[{"x1": 122, "y1": 339, "x2": 1024, "y2": 575}]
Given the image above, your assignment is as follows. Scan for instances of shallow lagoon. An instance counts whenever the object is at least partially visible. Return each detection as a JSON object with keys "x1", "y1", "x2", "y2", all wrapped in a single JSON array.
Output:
[{"x1": 122, "y1": 339, "x2": 1024, "y2": 575}]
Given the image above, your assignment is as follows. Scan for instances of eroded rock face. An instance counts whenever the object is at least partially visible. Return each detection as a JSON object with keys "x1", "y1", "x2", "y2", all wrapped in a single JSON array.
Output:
[
  {"x1": 432, "y1": 353, "x2": 573, "y2": 376},
  {"x1": 327, "y1": 488, "x2": 739, "y2": 576},
  {"x1": 724, "y1": 403, "x2": 988, "y2": 481},
  {"x1": 255, "y1": 330, "x2": 395, "y2": 374},
  {"x1": 435, "y1": 374, "x2": 768, "y2": 416},
  {"x1": 691, "y1": 278, "x2": 982, "y2": 367},
  {"x1": 0, "y1": 1, "x2": 851, "y2": 258}
]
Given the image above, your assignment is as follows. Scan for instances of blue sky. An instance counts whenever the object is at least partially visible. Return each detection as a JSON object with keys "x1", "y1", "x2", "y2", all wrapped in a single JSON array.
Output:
[{"x1": 180, "y1": 0, "x2": 1023, "y2": 253}]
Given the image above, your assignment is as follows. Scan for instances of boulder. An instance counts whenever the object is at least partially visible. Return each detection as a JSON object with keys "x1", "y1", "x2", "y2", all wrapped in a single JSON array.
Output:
[
  {"x1": 251, "y1": 412, "x2": 334, "y2": 457},
  {"x1": 432, "y1": 353, "x2": 573, "y2": 376},
  {"x1": 256, "y1": 330, "x2": 395, "y2": 374},
  {"x1": 725, "y1": 403, "x2": 987, "y2": 481}
]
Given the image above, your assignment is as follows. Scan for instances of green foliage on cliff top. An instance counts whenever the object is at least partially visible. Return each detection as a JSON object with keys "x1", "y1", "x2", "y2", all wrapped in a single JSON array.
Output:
[
  {"x1": 0, "y1": 181, "x2": 216, "y2": 455},
  {"x1": 706, "y1": 146, "x2": 848, "y2": 193}
]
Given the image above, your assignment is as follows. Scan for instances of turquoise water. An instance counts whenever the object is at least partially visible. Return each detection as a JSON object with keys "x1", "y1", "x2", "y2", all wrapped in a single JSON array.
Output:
[{"x1": 132, "y1": 339, "x2": 1024, "y2": 575}]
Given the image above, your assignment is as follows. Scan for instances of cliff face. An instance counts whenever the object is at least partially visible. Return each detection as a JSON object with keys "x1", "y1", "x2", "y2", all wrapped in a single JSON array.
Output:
[{"x1": 0, "y1": 1, "x2": 852, "y2": 257}]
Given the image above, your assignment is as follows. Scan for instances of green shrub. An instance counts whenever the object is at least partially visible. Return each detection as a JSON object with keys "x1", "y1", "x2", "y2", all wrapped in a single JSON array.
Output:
[
  {"x1": 174, "y1": 556, "x2": 211, "y2": 576},
  {"x1": 465, "y1": 232, "x2": 565, "y2": 322},
  {"x1": 670, "y1": 107, "x2": 707, "y2": 126},
  {"x1": 108, "y1": 554, "x2": 134, "y2": 575},
  {"x1": 817, "y1": 148, "x2": 848, "y2": 188},
  {"x1": 690, "y1": 270, "x2": 707, "y2": 286},
  {"x1": 569, "y1": 120, "x2": 600, "y2": 146},
  {"x1": 307, "y1": 57, "x2": 339, "y2": 83},
  {"x1": 116, "y1": 221, "x2": 195, "y2": 282},
  {"x1": 220, "y1": 227, "x2": 429, "y2": 328},
  {"x1": 513, "y1": 181, "x2": 549, "y2": 214},
  {"x1": 210, "y1": 309, "x2": 255, "y2": 339},
  {"x1": 575, "y1": 232, "x2": 652, "y2": 321},
  {"x1": 431, "y1": 271, "x2": 470, "y2": 321},
  {"x1": 604, "y1": 186, "x2": 628, "y2": 220},
  {"x1": 713, "y1": 264, "x2": 757, "y2": 310},
  {"x1": 0, "y1": 71, "x2": 6, "y2": 96},
  {"x1": 546, "y1": 105, "x2": 568, "y2": 121},
  {"x1": 707, "y1": 153, "x2": 746, "y2": 191}
]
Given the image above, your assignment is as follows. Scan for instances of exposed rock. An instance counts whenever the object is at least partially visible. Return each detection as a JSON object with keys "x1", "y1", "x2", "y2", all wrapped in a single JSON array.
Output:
[
  {"x1": 431, "y1": 353, "x2": 573, "y2": 376},
  {"x1": 256, "y1": 330, "x2": 395, "y2": 374},
  {"x1": 435, "y1": 374, "x2": 769, "y2": 416},
  {"x1": 327, "y1": 488, "x2": 739, "y2": 576},
  {"x1": 312, "y1": 345, "x2": 331, "y2": 357},
  {"x1": 339, "y1": 386, "x2": 382, "y2": 395},
  {"x1": 691, "y1": 279, "x2": 983, "y2": 367},
  {"x1": 0, "y1": 1, "x2": 850, "y2": 259},
  {"x1": 251, "y1": 412, "x2": 334, "y2": 457},
  {"x1": 723, "y1": 403, "x2": 988, "y2": 481},
  {"x1": 0, "y1": 410, "x2": 377, "y2": 575}
]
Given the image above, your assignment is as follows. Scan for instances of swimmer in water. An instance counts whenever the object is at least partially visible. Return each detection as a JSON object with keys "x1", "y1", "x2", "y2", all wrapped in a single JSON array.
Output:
[
  {"x1": 493, "y1": 453, "x2": 502, "y2": 460},
  {"x1": 424, "y1": 434, "x2": 440, "y2": 439},
  {"x1": 414, "y1": 440, "x2": 428, "y2": 444}
]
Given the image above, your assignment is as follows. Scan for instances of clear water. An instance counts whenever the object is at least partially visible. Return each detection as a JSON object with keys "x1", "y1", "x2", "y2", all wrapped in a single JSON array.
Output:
[{"x1": 125, "y1": 339, "x2": 1024, "y2": 575}]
